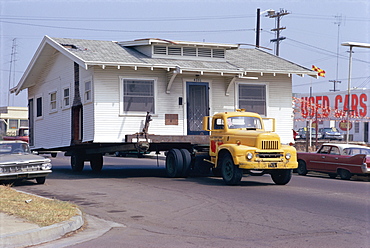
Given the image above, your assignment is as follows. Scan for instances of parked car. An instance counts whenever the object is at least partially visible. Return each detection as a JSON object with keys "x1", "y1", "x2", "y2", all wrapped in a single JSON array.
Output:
[
  {"x1": 296, "y1": 127, "x2": 322, "y2": 140},
  {"x1": 319, "y1": 127, "x2": 343, "y2": 140},
  {"x1": 297, "y1": 143, "x2": 370, "y2": 180},
  {"x1": 0, "y1": 141, "x2": 52, "y2": 184}
]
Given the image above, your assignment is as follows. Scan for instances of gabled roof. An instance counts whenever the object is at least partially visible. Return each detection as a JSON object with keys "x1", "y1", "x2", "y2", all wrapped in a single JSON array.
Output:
[{"x1": 12, "y1": 36, "x2": 316, "y2": 95}]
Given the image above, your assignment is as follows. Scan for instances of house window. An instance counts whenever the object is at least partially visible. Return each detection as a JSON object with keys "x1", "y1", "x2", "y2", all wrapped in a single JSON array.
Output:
[
  {"x1": 36, "y1": 97, "x2": 42, "y2": 117},
  {"x1": 355, "y1": 122, "x2": 360, "y2": 133},
  {"x1": 49, "y1": 92, "x2": 57, "y2": 111},
  {"x1": 123, "y1": 79, "x2": 155, "y2": 113},
  {"x1": 84, "y1": 81, "x2": 92, "y2": 102},
  {"x1": 63, "y1": 88, "x2": 70, "y2": 107},
  {"x1": 9, "y1": 119, "x2": 18, "y2": 129},
  {"x1": 238, "y1": 84, "x2": 266, "y2": 115}
]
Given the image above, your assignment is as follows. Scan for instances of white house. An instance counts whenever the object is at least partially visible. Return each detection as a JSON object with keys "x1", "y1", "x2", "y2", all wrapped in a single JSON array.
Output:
[{"x1": 12, "y1": 36, "x2": 316, "y2": 150}]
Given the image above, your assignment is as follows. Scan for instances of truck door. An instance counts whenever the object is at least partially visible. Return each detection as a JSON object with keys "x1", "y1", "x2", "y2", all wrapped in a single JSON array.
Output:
[{"x1": 186, "y1": 82, "x2": 209, "y2": 135}]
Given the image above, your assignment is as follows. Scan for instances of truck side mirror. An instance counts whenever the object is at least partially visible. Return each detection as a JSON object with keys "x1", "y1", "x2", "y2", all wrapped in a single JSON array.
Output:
[
  {"x1": 202, "y1": 116, "x2": 211, "y2": 131},
  {"x1": 262, "y1": 118, "x2": 276, "y2": 132}
]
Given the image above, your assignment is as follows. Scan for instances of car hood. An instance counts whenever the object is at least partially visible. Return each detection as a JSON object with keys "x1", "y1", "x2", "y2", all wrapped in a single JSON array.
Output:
[
  {"x1": 324, "y1": 131, "x2": 342, "y2": 135},
  {"x1": 0, "y1": 153, "x2": 50, "y2": 165}
]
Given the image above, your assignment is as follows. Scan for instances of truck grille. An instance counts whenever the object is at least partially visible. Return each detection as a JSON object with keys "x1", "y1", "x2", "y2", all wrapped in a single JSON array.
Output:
[
  {"x1": 261, "y1": 140, "x2": 279, "y2": 150},
  {"x1": 257, "y1": 153, "x2": 283, "y2": 159}
]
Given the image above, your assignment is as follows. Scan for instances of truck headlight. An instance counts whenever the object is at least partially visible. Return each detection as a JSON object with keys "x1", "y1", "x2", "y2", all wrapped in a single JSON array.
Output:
[
  {"x1": 247, "y1": 153, "x2": 253, "y2": 160},
  {"x1": 285, "y1": 153, "x2": 291, "y2": 160}
]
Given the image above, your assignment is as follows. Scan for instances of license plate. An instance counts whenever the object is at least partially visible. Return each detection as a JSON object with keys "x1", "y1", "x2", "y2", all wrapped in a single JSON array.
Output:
[{"x1": 268, "y1": 163, "x2": 277, "y2": 168}]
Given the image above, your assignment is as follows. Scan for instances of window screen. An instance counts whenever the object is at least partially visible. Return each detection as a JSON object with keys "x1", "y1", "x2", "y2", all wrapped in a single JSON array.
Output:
[
  {"x1": 239, "y1": 84, "x2": 266, "y2": 115},
  {"x1": 123, "y1": 79, "x2": 154, "y2": 113}
]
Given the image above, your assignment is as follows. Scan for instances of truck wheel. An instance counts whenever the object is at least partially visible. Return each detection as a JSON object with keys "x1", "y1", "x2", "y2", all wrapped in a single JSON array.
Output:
[
  {"x1": 297, "y1": 160, "x2": 308, "y2": 176},
  {"x1": 90, "y1": 154, "x2": 103, "y2": 172},
  {"x1": 339, "y1": 169, "x2": 351, "y2": 180},
  {"x1": 166, "y1": 149, "x2": 183, "y2": 178},
  {"x1": 71, "y1": 154, "x2": 84, "y2": 172},
  {"x1": 36, "y1": 177, "x2": 46, "y2": 184},
  {"x1": 271, "y1": 169, "x2": 292, "y2": 185},
  {"x1": 180, "y1": 149, "x2": 191, "y2": 177},
  {"x1": 221, "y1": 153, "x2": 242, "y2": 185}
]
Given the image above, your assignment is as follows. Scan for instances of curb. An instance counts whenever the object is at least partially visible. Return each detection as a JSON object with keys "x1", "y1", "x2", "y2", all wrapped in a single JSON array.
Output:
[{"x1": 0, "y1": 209, "x2": 83, "y2": 248}]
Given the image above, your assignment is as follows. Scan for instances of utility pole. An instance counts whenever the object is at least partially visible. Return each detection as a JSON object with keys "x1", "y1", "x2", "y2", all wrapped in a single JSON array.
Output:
[
  {"x1": 256, "y1": 8, "x2": 261, "y2": 48},
  {"x1": 268, "y1": 9, "x2": 290, "y2": 56},
  {"x1": 8, "y1": 38, "x2": 17, "y2": 106},
  {"x1": 329, "y1": 14, "x2": 343, "y2": 92}
]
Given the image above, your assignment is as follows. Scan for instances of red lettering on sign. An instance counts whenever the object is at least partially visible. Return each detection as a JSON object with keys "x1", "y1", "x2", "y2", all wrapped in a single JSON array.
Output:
[{"x1": 360, "y1": 93, "x2": 367, "y2": 117}]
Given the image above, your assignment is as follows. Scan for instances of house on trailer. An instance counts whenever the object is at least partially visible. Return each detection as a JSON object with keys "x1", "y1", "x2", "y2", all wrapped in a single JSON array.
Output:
[{"x1": 12, "y1": 36, "x2": 315, "y2": 151}]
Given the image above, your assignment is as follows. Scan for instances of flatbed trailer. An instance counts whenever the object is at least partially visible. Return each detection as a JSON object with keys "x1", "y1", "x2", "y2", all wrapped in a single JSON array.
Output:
[{"x1": 33, "y1": 134, "x2": 210, "y2": 173}]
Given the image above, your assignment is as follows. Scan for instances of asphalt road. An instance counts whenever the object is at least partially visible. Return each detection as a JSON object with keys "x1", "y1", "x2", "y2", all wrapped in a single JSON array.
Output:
[{"x1": 16, "y1": 154, "x2": 370, "y2": 248}]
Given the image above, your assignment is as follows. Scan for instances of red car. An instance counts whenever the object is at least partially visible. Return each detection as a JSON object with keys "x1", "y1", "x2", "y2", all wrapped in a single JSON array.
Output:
[{"x1": 297, "y1": 143, "x2": 370, "y2": 180}]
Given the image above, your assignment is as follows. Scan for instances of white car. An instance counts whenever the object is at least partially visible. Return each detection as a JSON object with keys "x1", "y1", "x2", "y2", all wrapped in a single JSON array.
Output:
[{"x1": 0, "y1": 141, "x2": 52, "y2": 184}]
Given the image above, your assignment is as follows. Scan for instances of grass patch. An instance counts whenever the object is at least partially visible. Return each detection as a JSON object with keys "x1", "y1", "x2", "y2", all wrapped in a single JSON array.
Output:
[{"x1": 0, "y1": 185, "x2": 79, "y2": 227}]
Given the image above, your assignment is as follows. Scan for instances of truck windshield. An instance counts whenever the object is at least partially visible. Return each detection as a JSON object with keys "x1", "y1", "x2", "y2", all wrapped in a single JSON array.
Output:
[{"x1": 227, "y1": 117, "x2": 262, "y2": 130}]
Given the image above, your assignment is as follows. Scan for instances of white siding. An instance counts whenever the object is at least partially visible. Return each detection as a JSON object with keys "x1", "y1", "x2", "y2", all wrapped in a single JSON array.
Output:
[
  {"x1": 28, "y1": 53, "x2": 74, "y2": 149},
  {"x1": 28, "y1": 55, "x2": 295, "y2": 148}
]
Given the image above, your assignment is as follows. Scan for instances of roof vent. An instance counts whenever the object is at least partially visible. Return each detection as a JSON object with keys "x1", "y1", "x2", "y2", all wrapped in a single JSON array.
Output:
[{"x1": 60, "y1": 44, "x2": 78, "y2": 49}]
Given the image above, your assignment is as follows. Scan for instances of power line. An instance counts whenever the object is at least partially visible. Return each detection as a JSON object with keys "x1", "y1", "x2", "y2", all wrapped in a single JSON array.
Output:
[{"x1": 0, "y1": 20, "x2": 254, "y2": 33}]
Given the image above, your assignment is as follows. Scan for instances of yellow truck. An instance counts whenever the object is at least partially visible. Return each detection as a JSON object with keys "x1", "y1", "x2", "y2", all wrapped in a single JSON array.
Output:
[
  {"x1": 166, "y1": 110, "x2": 297, "y2": 185},
  {"x1": 202, "y1": 109, "x2": 297, "y2": 185}
]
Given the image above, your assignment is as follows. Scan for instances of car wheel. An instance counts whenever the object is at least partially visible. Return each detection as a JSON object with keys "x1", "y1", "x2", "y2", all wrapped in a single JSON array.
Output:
[
  {"x1": 221, "y1": 153, "x2": 243, "y2": 185},
  {"x1": 271, "y1": 169, "x2": 292, "y2": 185},
  {"x1": 297, "y1": 160, "x2": 308, "y2": 176},
  {"x1": 36, "y1": 177, "x2": 46, "y2": 184},
  {"x1": 339, "y1": 169, "x2": 351, "y2": 180}
]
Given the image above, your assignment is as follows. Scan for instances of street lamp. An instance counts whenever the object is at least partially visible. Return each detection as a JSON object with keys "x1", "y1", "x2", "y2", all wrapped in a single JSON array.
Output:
[{"x1": 341, "y1": 42, "x2": 370, "y2": 143}]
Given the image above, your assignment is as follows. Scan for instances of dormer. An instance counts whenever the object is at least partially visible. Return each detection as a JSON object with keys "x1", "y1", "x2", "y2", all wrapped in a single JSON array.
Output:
[{"x1": 118, "y1": 38, "x2": 239, "y2": 61}]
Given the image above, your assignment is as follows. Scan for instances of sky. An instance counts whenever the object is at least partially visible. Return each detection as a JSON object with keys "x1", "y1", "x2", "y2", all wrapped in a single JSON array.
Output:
[{"x1": 0, "y1": 0, "x2": 369, "y2": 107}]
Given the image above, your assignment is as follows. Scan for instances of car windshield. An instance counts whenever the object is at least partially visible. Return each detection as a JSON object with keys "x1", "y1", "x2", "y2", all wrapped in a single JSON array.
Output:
[
  {"x1": 323, "y1": 127, "x2": 338, "y2": 132},
  {"x1": 0, "y1": 143, "x2": 30, "y2": 154},
  {"x1": 227, "y1": 117, "x2": 262, "y2": 130},
  {"x1": 344, "y1": 147, "x2": 370, "y2": 155}
]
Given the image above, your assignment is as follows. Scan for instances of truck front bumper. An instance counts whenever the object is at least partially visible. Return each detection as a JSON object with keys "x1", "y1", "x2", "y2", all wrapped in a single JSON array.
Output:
[{"x1": 238, "y1": 160, "x2": 298, "y2": 170}]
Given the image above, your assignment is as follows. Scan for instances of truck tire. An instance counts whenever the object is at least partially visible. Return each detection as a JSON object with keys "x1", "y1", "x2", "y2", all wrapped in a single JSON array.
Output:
[
  {"x1": 221, "y1": 153, "x2": 243, "y2": 185},
  {"x1": 71, "y1": 154, "x2": 84, "y2": 172},
  {"x1": 297, "y1": 160, "x2": 308, "y2": 176},
  {"x1": 90, "y1": 154, "x2": 103, "y2": 172},
  {"x1": 166, "y1": 149, "x2": 184, "y2": 178},
  {"x1": 180, "y1": 149, "x2": 191, "y2": 177},
  {"x1": 271, "y1": 169, "x2": 292, "y2": 185}
]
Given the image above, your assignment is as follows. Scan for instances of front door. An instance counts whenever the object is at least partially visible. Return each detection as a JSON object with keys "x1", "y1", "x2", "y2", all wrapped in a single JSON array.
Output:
[{"x1": 186, "y1": 82, "x2": 209, "y2": 135}]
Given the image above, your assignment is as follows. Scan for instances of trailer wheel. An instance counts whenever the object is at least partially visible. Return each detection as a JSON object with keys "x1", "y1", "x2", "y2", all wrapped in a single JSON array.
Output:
[
  {"x1": 90, "y1": 154, "x2": 103, "y2": 172},
  {"x1": 221, "y1": 153, "x2": 242, "y2": 185},
  {"x1": 271, "y1": 169, "x2": 292, "y2": 185},
  {"x1": 71, "y1": 154, "x2": 84, "y2": 172},
  {"x1": 180, "y1": 149, "x2": 191, "y2": 177},
  {"x1": 166, "y1": 149, "x2": 183, "y2": 178}
]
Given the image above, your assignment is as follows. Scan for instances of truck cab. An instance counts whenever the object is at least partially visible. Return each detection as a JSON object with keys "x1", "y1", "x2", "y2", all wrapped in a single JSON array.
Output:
[{"x1": 203, "y1": 110, "x2": 297, "y2": 185}]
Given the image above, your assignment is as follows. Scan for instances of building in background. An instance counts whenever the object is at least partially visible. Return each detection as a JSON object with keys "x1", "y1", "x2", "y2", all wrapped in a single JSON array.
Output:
[{"x1": 0, "y1": 106, "x2": 28, "y2": 137}]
